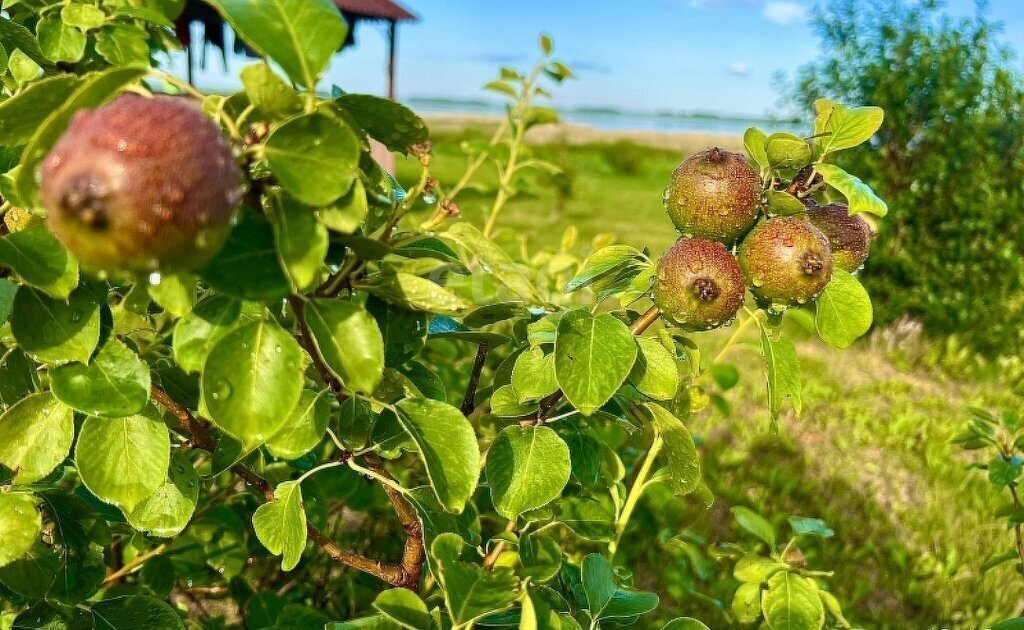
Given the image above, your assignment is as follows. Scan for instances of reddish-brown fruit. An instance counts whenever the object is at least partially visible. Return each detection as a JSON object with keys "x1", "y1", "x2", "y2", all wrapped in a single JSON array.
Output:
[
  {"x1": 806, "y1": 203, "x2": 874, "y2": 272},
  {"x1": 664, "y1": 147, "x2": 761, "y2": 243},
  {"x1": 737, "y1": 217, "x2": 833, "y2": 306},
  {"x1": 39, "y1": 94, "x2": 242, "y2": 272},
  {"x1": 653, "y1": 238, "x2": 746, "y2": 331}
]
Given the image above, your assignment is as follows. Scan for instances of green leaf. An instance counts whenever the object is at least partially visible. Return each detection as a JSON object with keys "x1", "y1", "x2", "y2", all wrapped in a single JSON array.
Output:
[
  {"x1": 444, "y1": 223, "x2": 542, "y2": 303},
  {"x1": 173, "y1": 295, "x2": 242, "y2": 373},
  {"x1": 75, "y1": 411, "x2": 170, "y2": 513},
  {"x1": 61, "y1": 4, "x2": 107, "y2": 31},
  {"x1": 11, "y1": 286, "x2": 100, "y2": 365},
  {"x1": 0, "y1": 227, "x2": 79, "y2": 299},
  {"x1": 490, "y1": 385, "x2": 539, "y2": 418},
  {"x1": 511, "y1": 347, "x2": 558, "y2": 401},
  {"x1": 519, "y1": 532, "x2": 562, "y2": 583},
  {"x1": 200, "y1": 210, "x2": 291, "y2": 300},
  {"x1": 320, "y1": 178, "x2": 369, "y2": 234},
  {"x1": 91, "y1": 595, "x2": 185, "y2": 630},
  {"x1": 765, "y1": 190, "x2": 807, "y2": 217},
  {"x1": 0, "y1": 493, "x2": 40, "y2": 568},
  {"x1": 642, "y1": 403, "x2": 700, "y2": 496},
  {"x1": 814, "y1": 270, "x2": 872, "y2": 349},
  {"x1": 367, "y1": 296, "x2": 427, "y2": 367},
  {"x1": 268, "y1": 193, "x2": 329, "y2": 291},
  {"x1": 50, "y1": 339, "x2": 151, "y2": 417},
  {"x1": 731, "y1": 506, "x2": 776, "y2": 547},
  {"x1": 581, "y1": 554, "x2": 659, "y2": 622},
  {"x1": 487, "y1": 425, "x2": 571, "y2": 519},
  {"x1": 9, "y1": 52, "x2": 42, "y2": 89},
  {"x1": 147, "y1": 272, "x2": 196, "y2": 318},
  {"x1": 0, "y1": 75, "x2": 80, "y2": 146},
  {"x1": 364, "y1": 272, "x2": 470, "y2": 316},
  {"x1": 788, "y1": 516, "x2": 834, "y2": 539},
  {"x1": 744, "y1": 127, "x2": 770, "y2": 171},
  {"x1": 566, "y1": 245, "x2": 643, "y2": 293},
  {"x1": 813, "y1": 99, "x2": 884, "y2": 154},
  {"x1": 395, "y1": 398, "x2": 479, "y2": 513},
  {"x1": 734, "y1": 555, "x2": 788, "y2": 583},
  {"x1": 304, "y1": 299, "x2": 384, "y2": 394},
  {"x1": 0, "y1": 393, "x2": 73, "y2": 484},
  {"x1": 629, "y1": 337, "x2": 679, "y2": 401},
  {"x1": 558, "y1": 497, "x2": 615, "y2": 542},
  {"x1": 372, "y1": 588, "x2": 433, "y2": 630},
  {"x1": 16, "y1": 66, "x2": 147, "y2": 205},
  {"x1": 336, "y1": 94, "x2": 429, "y2": 154},
  {"x1": 731, "y1": 582, "x2": 762, "y2": 624},
  {"x1": 202, "y1": 318, "x2": 304, "y2": 447},
  {"x1": 252, "y1": 480, "x2": 307, "y2": 571},
  {"x1": 431, "y1": 533, "x2": 519, "y2": 626},
  {"x1": 761, "y1": 571, "x2": 824, "y2": 630},
  {"x1": 759, "y1": 327, "x2": 801, "y2": 422},
  {"x1": 765, "y1": 132, "x2": 812, "y2": 169},
  {"x1": 37, "y1": 18, "x2": 86, "y2": 63},
  {"x1": 554, "y1": 309, "x2": 637, "y2": 415},
  {"x1": 485, "y1": 80, "x2": 518, "y2": 99},
  {"x1": 524, "y1": 106, "x2": 559, "y2": 129},
  {"x1": 814, "y1": 164, "x2": 888, "y2": 217},
  {"x1": 539, "y1": 34, "x2": 553, "y2": 55},
  {"x1": 94, "y1": 24, "x2": 150, "y2": 65},
  {"x1": 819, "y1": 590, "x2": 851, "y2": 629},
  {"x1": 0, "y1": 17, "x2": 55, "y2": 70},
  {"x1": 266, "y1": 390, "x2": 330, "y2": 460},
  {"x1": 663, "y1": 619, "x2": 712, "y2": 630},
  {"x1": 264, "y1": 112, "x2": 361, "y2": 206},
  {"x1": 241, "y1": 62, "x2": 303, "y2": 119},
  {"x1": 127, "y1": 451, "x2": 199, "y2": 537},
  {"x1": 202, "y1": 0, "x2": 347, "y2": 90}
]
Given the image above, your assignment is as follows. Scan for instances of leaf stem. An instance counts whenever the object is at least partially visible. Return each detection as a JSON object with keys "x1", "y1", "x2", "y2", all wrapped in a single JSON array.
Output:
[
  {"x1": 609, "y1": 435, "x2": 664, "y2": 557},
  {"x1": 102, "y1": 543, "x2": 167, "y2": 586}
]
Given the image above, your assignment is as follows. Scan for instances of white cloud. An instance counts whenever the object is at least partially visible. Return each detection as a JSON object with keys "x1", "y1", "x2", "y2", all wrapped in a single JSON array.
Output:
[
  {"x1": 729, "y1": 62, "x2": 751, "y2": 76},
  {"x1": 762, "y1": 1, "x2": 807, "y2": 25}
]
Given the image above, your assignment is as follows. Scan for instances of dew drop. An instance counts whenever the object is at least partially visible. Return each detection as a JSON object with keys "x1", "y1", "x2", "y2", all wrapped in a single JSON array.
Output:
[
  {"x1": 211, "y1": 379, "x2": 232, "y2": 401},
  {"x1": 148, "y1": 272, "x2": 162, "y2": 286},
  {"x1": 117, "y1": 139, "x2": 128, "y2": 152},
  {"x1": 782, "y1": 237, "x2": 795, "y2": 247},
  {"x1": 275, "y1": 346, "x2": 283, "y2": 354},
  {"x1": 422, "y1": 190, "x2": 437, "y2": 204},
  {"x1": 69, "y1": 309, "x2": 83, "y2": 323},
  {"x1": 751, "y1": 277, "x2": 764, "y2": 287},
  {"x1": 687, "y1": 259, "x2": 703, "y2": 273}
]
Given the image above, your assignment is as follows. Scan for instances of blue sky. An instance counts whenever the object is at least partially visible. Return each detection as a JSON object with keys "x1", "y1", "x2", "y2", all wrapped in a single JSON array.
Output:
[{"x1": 173, "y1": 0, "x2": 1024, "y2": 118}]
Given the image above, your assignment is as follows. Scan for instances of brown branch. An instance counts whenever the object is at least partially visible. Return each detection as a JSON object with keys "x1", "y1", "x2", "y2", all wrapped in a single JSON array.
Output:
[
  {"x1": 461, "y1": 343, "x2": 489, "y2": 416},
  {"x1": 152, "y1": 386, "x2": 420, "y2": 588},
  {"x1": 364, "y1": 454, "x2": 425, "y2": 589}
]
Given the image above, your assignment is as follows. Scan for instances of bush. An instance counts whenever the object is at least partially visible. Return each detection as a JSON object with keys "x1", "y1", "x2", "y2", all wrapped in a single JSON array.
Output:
[
  {"x1": 599, "y1": 139, "x2": 647, "y2": 175},
  {"x1": 0, "y1": 2, "x2": 907, "y2": 628},
  {"x1": 788, "y1": 0, "x2": 1024, "y2": 356}
]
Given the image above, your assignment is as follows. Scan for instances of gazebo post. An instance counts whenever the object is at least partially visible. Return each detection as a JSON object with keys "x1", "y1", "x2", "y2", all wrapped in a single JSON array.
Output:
[{"x1": 387, "y1": 18, "x2": 397, "y2": 100}]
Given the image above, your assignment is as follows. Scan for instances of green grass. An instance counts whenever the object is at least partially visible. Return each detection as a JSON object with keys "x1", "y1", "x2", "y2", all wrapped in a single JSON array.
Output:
[{"x1": 398, "y1": 128, "x2": 1021, "y2": 628}]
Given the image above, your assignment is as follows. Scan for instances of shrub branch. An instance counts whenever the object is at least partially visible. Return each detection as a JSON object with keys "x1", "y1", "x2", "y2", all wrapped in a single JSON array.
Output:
[{"x1": 151, "y1": 386, "x2": 423, "y2": 589}]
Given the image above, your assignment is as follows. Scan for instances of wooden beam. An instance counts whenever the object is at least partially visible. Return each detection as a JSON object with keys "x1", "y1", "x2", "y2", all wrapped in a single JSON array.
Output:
[{"x1": 387, "y1": 18, "x2": 397, "y2": 100}]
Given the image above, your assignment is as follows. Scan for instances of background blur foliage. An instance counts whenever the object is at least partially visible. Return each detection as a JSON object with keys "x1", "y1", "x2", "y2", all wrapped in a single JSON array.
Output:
[{"x1": 789, "y1": 0, "x2": 1024, "y2": 358}]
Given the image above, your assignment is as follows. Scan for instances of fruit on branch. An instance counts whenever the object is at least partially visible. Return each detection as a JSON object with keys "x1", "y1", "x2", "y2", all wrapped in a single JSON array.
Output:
[
  {"x1": 39, "y1": 94, "x2": 243, "y2": 272},
  {"x1": 738, "y1": 217, "x2": 833, "y2": 306},
  {"x1": 806, "y1": 203, "x2": 874, "y2": 272},
  {"x1": 664, "y1": 147, "x2": 761, "y2": 243},
  {"x1": 653, "y1": 237, "x2": 745, "y2": 331}
]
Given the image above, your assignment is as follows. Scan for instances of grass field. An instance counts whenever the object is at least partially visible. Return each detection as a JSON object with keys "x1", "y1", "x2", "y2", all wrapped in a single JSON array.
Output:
[{"x1": 396, "y1": 122, "x2": 1023, "y2": 627}]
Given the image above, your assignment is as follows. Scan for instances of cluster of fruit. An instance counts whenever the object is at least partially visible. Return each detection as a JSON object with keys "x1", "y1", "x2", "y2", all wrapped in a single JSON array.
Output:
[{"x1": 653, "y1": 147, "x2": 874, "y2": 330}]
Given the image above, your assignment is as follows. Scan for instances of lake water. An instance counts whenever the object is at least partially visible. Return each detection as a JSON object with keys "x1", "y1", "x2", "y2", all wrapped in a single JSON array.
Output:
[{"x1": 407, "y1": 99, "x2": 807, "y2": 136}]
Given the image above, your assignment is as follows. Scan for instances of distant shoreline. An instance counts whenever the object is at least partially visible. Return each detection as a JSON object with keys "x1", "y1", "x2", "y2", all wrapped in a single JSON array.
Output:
[{"x1": 421, "y1": 112, "x2": 745, "y2": 153}]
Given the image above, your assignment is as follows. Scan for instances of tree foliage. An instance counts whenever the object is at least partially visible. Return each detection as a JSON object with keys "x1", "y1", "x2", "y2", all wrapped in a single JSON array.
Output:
[{"x1": 789, "y1": 0, "x2": 1024, "y2": 357}]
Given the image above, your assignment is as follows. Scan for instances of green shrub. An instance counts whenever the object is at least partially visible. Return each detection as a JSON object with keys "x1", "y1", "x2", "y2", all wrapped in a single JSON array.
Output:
[
  {"x1": 789, "y1": 0, "x2": 1024, "y2": 356},
  {"x1": 599, "y1": 139, "x2": 647, "y2": 175}
]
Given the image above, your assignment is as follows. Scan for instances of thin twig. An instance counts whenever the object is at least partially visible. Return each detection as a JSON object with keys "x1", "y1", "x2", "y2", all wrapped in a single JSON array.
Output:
[
  {"x1": 461, "y1": 343, "x2": 489, "y2": 415},
  {"x1": 1009, "y1": 484, "x2": 1024, "y2": 611},
  {"x1": 102, "y1": 543, "x2": 167, "y2": 585},
  {"x1": 152, "y1": 387, "x2": 421, "y2": 588}
]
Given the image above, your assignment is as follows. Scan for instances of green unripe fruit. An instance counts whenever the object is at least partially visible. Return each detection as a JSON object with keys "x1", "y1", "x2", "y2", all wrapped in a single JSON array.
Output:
[
  {"x1": 653, "y1": 238, "x2": 745, "y2": 331},
  {"x1": 738, "y1": 217, "x2": 833, "y2": 306},
  {"x1": 664, "y1": 147, "x2": 761, "y2": 243},
  {"x1": 39, "y1": 94, "x2": 243, "y2": 272},
  {"x1": 806, "y1": 203, "x2": 874, "y2": 272}
]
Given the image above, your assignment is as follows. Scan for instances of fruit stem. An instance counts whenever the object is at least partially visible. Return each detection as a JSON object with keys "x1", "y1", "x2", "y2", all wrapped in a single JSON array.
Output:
[
  {"x1": 610, "y1": 435, "x2": 664, "y2": 557},
  {"x1": 710, "y1": 311, "x2": 757, "y2": 366},
  {"x1": 629, "y1": 305, "x2": 662, "y2": 335}
]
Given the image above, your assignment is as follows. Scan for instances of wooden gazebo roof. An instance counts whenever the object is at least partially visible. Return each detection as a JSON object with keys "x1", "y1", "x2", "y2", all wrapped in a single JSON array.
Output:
[{"x1": 337, "y1": 0, "x2": 416, "y2": 22}]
